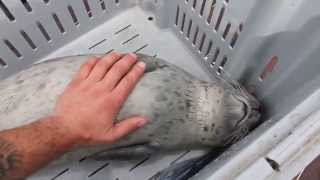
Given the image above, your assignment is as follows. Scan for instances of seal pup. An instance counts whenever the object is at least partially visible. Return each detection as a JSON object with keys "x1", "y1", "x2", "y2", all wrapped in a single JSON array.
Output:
[{"x1": 0, "y1": 54, "x2": 260, "y2": 162}]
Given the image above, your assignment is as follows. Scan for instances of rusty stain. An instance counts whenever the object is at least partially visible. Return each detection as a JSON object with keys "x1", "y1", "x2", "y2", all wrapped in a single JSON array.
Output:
[{"x1": 259, "y1": 56, "x2": 278, "y2": 81}]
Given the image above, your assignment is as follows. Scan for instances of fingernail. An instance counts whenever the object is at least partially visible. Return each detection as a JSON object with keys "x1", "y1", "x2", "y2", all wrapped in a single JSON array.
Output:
[
  {"x1": 129, "y1": 53, "x2": 137, "y2": 59},
  {"x1": 137, "y1": 61, "x2": 146, "y2": 69},
  {"x1": 137, "y1": 118, "x2": 148, "y2": 127}
]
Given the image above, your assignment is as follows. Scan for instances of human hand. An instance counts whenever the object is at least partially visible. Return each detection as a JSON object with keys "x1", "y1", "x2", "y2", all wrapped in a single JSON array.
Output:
[{"x1": 52, "y1": 52, "x2": 147, "y2": 147}]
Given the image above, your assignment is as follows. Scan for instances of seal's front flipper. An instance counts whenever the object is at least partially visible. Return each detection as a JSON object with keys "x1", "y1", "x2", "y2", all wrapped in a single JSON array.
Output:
[
  {"x1": 136, "y1": 54, "x2": 169, "y2": 73},
  {"x1": 89, "y1": 143, "x2": 159, "y2": 161},
  {"x1": 149, "y1": 148, "x2": 224, "y2": 180}
]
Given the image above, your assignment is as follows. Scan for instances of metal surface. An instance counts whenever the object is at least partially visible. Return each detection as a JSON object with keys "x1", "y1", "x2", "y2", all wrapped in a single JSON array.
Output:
[{"x1": 0, "y1": 0, "x2": 320, "y2": 179}]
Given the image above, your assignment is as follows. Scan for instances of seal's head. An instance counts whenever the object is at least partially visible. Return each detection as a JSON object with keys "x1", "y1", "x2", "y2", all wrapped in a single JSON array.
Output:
[
  {"x1": 220, "y1": 82, "x2": 261, "y2": 146},
  {"x1": 195, "y1": 78, "x2": 261, "y2": 147}
]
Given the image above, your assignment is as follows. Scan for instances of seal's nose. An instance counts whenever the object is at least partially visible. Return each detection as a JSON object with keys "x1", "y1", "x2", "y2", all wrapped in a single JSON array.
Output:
[
  {"x1": 231, "y1": 93, "x2": 261, "y2": 130},
  {"x1": 238, "y1": 99, "x2": 261, "y2": 128},
  {"x1": 232, "y1": 101, "x2": 249, "y2": 127}
]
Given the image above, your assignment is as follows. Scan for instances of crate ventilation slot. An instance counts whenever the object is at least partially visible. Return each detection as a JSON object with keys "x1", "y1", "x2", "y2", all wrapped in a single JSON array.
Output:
[
  {"x1": 199, "y1": 33, "x2": 206, "y2": 52},
  {"x1": 20, "y1": 30, "x2": 37, "y2": 50},
  {"x1": 217, "y1": 56, "x2": 227, "y2": 74},
  {"x1": 215, "y1": 5, "x2": 225, "y2": 31},
  {"x1": 114, "y1": 24, "x2": 132, "y2": 35},
  {"x1": 89, "y1": 39, "x2": 107, "y2": 50},
  {"x1": 105, "y1": 49, "x2": 114, "y2": 54},
  {"x1": 100, "y1": 0, "x2": 106, "y2": 11},
  {"x1": 205, "y1": 40, "x2": 213, "y2": 57},
  {"x1": 200, "y1": 0, "x2": 206, "y2": 16},
  {"x1": 230, "y1": 31, "x2": 238, "y2": 48},
  {"x1": 180, "y1": 12, "x2": 186, "y2": 32},
  {"x1": 170, "y1": 150, "x2": 191, "y2": 165},
  {"x1": 187, "y1": 19, "x2": 193, "y2": 38},
  {"x1": 52, "y1": 13, "x2": 66, "y2": 34},
  {"x1": 78, "y1": 156, "x2": 87, "y2": 162},
  {"x1": 83, "y1": 0, "x2": 93, "y2": 18},
  {"x1": 192, "y1": 0, "x2": 197, "y2": 9},
  {"x1": 3, "y1": 39, "x2": 22, "y2": 58},
  {"x1": 223, "y1": 22, "x2": 231, "y2": 39},
  {"x1": 129, "y1": 156, "x2": 150, "y2": 172},
  {"x1": 211, "y1": 47, "x2": 220, "y2": 67},
  {"x1": 88, "y1": 162, "x2": 109, "y2": 177},
  {"x1": 122, "y1": 34, "x2": 140, "y2": 45},
  {"x1": 0, "y1": 58, "x2": 7, "y2": 68},
  {"x1": 68, "y1": 5, "x2": 79, "y2": 26},
  {"x1": 51, "y1": 168, "x2": 69, "y2": 180},
  {"x1": 21, "y1": 0, "x2": 32, "y2": 12},
  {"x1": 37, "y1": 21, "x2": 52, "y2": 42},
  {"x1": 175, "y1": 6, "x2": 180, "y2": 26},
  {"x1": 134, "y1": 44, "x2": 149, "y2": 53},
  {"x1": 0, "y1": 0, "x2": 15, "y2": 21},
  {"x1": 192, "y1": 26, "x2": 199, "y2": 45},
  {"x1": 207, "y1": 0, "x2": 216, "y2": 24}
]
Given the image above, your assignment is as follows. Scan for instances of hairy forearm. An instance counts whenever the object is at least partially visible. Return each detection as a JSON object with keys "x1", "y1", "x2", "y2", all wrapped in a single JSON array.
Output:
[{"x1": 0, "y1": 117, "x2": 76, "y2": 179}]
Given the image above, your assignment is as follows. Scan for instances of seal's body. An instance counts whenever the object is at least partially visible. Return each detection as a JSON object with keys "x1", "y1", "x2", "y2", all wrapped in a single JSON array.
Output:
[{"x1": 0, "y1": 54, "x2": 260, "y2": 162}]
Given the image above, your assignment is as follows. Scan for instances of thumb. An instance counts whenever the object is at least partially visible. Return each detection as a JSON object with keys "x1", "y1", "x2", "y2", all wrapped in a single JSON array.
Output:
[{"x1": 108, "y1": 117, "x2": 148, "y2": 142}]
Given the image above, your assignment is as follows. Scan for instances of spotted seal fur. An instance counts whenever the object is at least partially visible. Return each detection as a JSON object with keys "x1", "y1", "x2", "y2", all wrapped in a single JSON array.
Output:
[{"x1": 0, "y1": 54, "x2": 260, "y2": 162}]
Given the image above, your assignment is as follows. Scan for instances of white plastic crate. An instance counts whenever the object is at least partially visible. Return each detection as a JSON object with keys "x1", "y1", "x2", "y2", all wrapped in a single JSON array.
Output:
[{"x1": 1, "y1": 0, "x2": 320, "y2": 179}]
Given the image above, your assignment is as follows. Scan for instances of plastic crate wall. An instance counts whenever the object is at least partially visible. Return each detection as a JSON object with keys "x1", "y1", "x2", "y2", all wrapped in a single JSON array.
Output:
[
  {"x1": 160, "y1": 0, "x2": 320, "y2": 121},
  {"x1": 1, "y1": 0, "x2": 320, "y2": 179},
  {"x1": 0, "y1": 0, "x2": 133, "y2": 79}
]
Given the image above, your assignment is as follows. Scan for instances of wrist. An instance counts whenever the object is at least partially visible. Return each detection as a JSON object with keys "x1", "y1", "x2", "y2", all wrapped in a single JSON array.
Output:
[{"x1": 43, "y1": 116, "x2": 82, "y2": 149}]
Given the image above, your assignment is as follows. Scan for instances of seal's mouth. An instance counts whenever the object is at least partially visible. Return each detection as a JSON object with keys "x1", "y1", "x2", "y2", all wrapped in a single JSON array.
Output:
[{"x1": 234, "y1": 95, "x2": 261, "y2": 129}]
